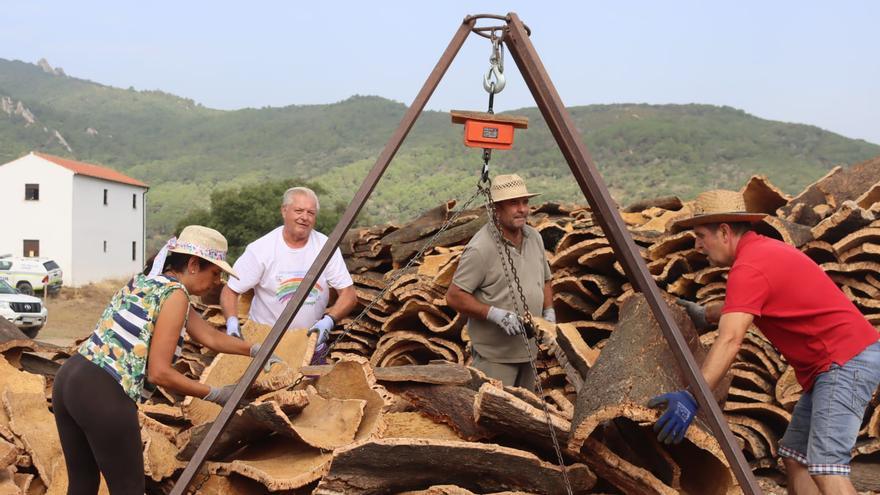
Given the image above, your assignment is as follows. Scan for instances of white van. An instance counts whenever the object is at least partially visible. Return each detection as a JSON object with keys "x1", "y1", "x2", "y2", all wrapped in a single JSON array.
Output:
[{"x1": 0, "y1": 256, "x2": 63, "y2": 295}]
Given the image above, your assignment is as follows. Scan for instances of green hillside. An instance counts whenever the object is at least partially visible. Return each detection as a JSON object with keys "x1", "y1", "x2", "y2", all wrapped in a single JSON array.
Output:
[{"x1": 1, "y1": 57, "x2": 878, "y2": 251}]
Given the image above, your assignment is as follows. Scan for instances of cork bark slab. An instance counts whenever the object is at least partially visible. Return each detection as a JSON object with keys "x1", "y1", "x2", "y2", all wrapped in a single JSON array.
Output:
[
  {"x1": 370, "y1": 331, "x2": 463, "y2": 367},
  {"x1": 275, "y1": 388, "x2": 365, "y2": 450},
  {"x1": 313, "y1": 438, "x2": 596, "y2": 495},
  {"x1": 387, "y1": 383, "x2": 490, "y2": 442},
  {"x1": 208, "y1": 436, "x2": 331, "y2": 492},
  {"x1": 741, "y1": 175, "x2": 790, "y2": 215},
  {"x1": 142, "y1": 423, "x2": 183, "y2": 481},
  {"x1": 381, "y1": 412, "x2": 462, "y2": 441},
  {"x1": 811, "y1": 201, "x2": 875, "y2": 244},
  {"x1": 0, "y1": 356, "x2": 45, "y2": 440},
  {"x1": 182, "y1": 321, "x2": 314, "y2": 426},
  {"x1": 314, "y1": 358, "x2": 390, "y2": 442},
  {"x1": 190, "y1": 473, "x2": 267, "y2": 495},
  {"x1": 569, "y1": 293, "x2": 732, "y2": 491},
  {"x1": 4, "y1": 391, "x2": 66, "y2": 493}
]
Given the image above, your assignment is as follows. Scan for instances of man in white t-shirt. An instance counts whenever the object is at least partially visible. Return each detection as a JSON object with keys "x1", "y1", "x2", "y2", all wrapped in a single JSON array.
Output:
[{"x1": 219, "y1": 187, "x2": 356, "y2": 353}]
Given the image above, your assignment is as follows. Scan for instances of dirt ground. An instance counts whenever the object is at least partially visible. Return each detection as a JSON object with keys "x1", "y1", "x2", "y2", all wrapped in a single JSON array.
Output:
[{"x1": 36, "y1": 278, "x2": 126, "y2": 346}]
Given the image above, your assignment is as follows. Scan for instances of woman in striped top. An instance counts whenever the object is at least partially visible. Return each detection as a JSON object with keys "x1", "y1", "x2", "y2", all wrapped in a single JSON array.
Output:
[{"x1": 52, "y1": 226, "x2": 281, "y2": 495}]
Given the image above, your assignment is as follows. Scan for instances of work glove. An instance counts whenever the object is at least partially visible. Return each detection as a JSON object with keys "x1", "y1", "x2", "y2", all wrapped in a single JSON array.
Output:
[
  {"x1": 225, "y1": 316, "x2": 241, "y2": 338},
  {"x1": 307, "y1": 315, "x2": 335, "y2": 346},
  {"x1": 675, "y1": 298, "x2": 709, "y2": 330},
  {"x1": 310, "y1": 342, "x2": 329, "y2": 366},
  {"x1": 249, "y1": 343, "x2": 284, "y2": 373},
  {"x1": 648, "y1": 390, "x2": 698, "y2": 444},
  {"x1": 487, "y1": 306, "x2": 525, "y2": 336},
  {"x1": 202, "y1": 384, "x2": 247, "y2": 407},
  {"x1": 542, "y1": 307, "x2": 557, "y2": 324}
]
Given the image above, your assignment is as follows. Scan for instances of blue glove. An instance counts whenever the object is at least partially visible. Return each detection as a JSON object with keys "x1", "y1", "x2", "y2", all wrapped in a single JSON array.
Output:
[
  {"x1": 226, "y1": 316, "x2": 241, "y2": 338},
  {"x1": 307, "y1": 314, "x2": 335, "y2": 345},
  {"x1": 648, "y1": 390, "x2": 698, "y2": 444}
]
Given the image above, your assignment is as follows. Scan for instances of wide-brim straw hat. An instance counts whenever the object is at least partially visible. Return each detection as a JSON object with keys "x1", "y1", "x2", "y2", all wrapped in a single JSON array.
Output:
[
  {"x1": 491, "y1": 174, "x2": 540, "y2": 203},
  {"x1": 168, "y1": 225, "x2": 238, "y2": 278},
  {"x1": 671, "y1": 190, "x2": 766, "y2": 232}
]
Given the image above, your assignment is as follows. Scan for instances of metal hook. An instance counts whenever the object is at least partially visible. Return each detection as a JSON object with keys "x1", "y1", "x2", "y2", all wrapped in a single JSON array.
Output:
[{"x1": 483, "y1": 64, "x2": 506, "y2": 94}]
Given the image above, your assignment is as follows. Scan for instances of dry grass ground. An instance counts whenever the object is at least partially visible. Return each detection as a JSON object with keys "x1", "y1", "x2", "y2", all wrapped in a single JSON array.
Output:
[{"x1": 37, "y1": 278, "x2": 126, "y2": 346}]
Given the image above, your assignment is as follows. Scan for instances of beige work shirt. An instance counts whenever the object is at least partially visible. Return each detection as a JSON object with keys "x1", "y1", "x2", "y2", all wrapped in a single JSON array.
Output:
[{"x1": 452, "y1": 223, "x2": 552, "y2": 363}]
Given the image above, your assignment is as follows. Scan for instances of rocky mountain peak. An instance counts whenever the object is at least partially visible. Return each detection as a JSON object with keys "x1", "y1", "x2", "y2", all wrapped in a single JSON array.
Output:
[{"x1": 36, "y1": 58, "x2": 66, "y2": 77}]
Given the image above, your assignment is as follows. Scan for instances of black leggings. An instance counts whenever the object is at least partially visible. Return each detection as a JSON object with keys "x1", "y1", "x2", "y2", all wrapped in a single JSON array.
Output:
[{"x1": 52, "y1": 353, "x2": 144, "y2": 495}]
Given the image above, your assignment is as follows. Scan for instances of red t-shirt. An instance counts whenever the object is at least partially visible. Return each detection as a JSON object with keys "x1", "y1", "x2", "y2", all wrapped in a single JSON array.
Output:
[{"x1": 722, "y1": 232, "x2": 878, "y2": 391}]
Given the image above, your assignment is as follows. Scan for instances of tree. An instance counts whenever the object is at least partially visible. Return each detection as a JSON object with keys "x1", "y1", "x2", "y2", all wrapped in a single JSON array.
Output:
[{"x1": 175, "y1": 179, "x2": 344, "y2": 262}]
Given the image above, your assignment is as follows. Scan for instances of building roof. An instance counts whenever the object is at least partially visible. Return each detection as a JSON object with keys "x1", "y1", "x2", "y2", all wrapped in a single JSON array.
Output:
[{"x1": 31, "y1": 152, "x2": 149, "y2": 188}]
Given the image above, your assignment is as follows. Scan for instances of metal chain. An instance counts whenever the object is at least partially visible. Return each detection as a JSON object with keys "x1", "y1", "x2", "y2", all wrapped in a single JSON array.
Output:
[{"x1": 479, "y1": 180, "x2": 574, "y2": 495}]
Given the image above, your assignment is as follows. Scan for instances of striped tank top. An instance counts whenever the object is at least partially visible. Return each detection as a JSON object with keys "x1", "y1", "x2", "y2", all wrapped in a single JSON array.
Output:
[{"x1": 79, "y1": 274, "x2": 189, "y2": 403}]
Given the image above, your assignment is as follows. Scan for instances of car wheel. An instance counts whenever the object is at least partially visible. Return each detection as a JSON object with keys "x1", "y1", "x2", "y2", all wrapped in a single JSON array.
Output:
[
  {"x1": 16, "y1": 282, "x2": 34, "y2": 296},
  {"x1": 22, "y1": 325, "x2": 41, "y2": 339}
]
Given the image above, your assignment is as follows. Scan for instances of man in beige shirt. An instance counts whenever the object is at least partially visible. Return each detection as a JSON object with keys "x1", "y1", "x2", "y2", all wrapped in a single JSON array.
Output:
[{"x1": 446, "y1": 174, "x2": 554, "y2": 390}]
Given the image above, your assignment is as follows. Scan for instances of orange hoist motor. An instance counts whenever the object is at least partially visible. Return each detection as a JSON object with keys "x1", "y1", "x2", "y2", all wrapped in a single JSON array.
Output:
[{"x1": 450, "y1": 110, "x2": 528, "y2": 150}]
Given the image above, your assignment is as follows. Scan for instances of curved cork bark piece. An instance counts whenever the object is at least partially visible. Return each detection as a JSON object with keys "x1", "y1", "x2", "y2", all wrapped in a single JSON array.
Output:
[
  {"x1": 741, "y1": 175, "x2": 790, "y2": 215},
  {"x1": 387, "y1": 383, "x2": 491, "y2": 442},
  {"x1": 208, "y1": 437, "x2": 332, "y2": 492},
  {"x1": 182, "y1": 322, "x2": 314, "y2": 426},
  {"x1": 314, "y1": 358, "x2": 391, "y2": 442},
  {"x1": 370, "y1": 332, "x2": 463, "y2": 367},
  {"x1": 569, "y1": 294, "x2": 733, "y2": 493},
  {"x1": 313, "y1": 438, "x2": 596, "y2": 495},
  {"x1": 4, "y1": 391, "x2": 67, "y2": 493},
  {"x1": 381, "y1": 412, "x2": 462, "y2": 441}
]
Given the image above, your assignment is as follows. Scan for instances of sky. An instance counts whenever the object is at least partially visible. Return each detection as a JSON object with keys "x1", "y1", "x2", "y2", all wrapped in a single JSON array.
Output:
[{"x1": 1, "y1": 1, "x2": 878, "y2": 144}]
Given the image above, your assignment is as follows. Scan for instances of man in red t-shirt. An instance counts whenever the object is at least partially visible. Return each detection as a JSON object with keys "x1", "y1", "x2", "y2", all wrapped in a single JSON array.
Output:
[{"x1": 648, "y1": 190, "x2": 880, "y2": 495}]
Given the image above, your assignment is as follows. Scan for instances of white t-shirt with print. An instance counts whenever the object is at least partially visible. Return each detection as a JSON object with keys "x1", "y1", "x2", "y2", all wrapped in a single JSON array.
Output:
[{"x1": 227, "y1": 226, "x2": 353, "y2": 329}]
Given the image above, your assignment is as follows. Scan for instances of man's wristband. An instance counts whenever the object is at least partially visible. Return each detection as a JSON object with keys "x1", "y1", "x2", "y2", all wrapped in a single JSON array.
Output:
[{"x1": 324, "y1": 313, "x2": 336, "y2": 326}]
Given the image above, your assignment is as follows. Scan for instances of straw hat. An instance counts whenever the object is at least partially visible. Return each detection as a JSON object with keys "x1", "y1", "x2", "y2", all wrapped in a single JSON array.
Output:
[
  {"x1": 168, "y1": 225, "x2": 238, "y2": 278},
  {"x1": 491, "y1": 174, "x2": 540, "y2": 203},
  {"x1": 672, "y1": 190, "x2": 766, "y2": 232}
]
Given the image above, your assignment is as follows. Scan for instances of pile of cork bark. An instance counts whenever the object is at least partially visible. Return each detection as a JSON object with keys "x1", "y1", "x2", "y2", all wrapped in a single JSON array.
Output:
[{"x1": 0, "y1": 156, "x2": 878, "y2": 494}]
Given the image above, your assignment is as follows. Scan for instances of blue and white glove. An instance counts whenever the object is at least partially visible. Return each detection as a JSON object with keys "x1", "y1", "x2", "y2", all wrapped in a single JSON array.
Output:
[
  {"x1": 487, "y1": 306, "x2": 525, "y2": 336},
  {"x1": 542, "y1": 307, "x2": 557, "y2": 324},
  {"x1": 225, "y1": 316, "x2": 242, "y2": 338},
  {"x1": 648, "y1": 390, "x2": 698, "y2": 444},
  {"x1": 307, "y1": 314, "x2": 335, "y2": 346},
  {"x1": 249, "y1": 343, "x2": 284, "y2": 373}
]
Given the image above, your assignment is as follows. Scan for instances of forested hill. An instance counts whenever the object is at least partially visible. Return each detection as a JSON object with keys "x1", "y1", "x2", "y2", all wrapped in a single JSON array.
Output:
[{"x1": 2, "y1": 57, "x2": 878, "y2": 248}]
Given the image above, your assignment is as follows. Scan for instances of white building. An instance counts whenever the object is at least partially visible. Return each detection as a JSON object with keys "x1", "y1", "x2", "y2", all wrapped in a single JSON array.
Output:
[{"x1": 0, "y1": 152, "x2": 148, "y2": 286}]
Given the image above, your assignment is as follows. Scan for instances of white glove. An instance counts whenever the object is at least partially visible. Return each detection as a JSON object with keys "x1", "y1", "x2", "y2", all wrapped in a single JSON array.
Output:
[
  {"x1": 307, "y1": 314, "x2": 335, "y2": 345},
  {"x1": 249, "y1": 343, "x2": 284, "y2": 373},
  {"x1": 203, "y1": 384, "x2": 242, "y2": 406},
  {"x1": 487, "y1": 306, "x2": 525, "y2": 336},
  {"x1": 542, "y1": 307, "x2": 556, "y2": 324},
  {"x1": 225, "y1": 316, "x2": 241, "y2": 338}
]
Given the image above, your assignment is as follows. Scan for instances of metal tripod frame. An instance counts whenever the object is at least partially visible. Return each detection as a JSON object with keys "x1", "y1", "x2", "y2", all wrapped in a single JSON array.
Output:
[{"x1": 170, "y1": 12, "x2": 762, "y2": 494}]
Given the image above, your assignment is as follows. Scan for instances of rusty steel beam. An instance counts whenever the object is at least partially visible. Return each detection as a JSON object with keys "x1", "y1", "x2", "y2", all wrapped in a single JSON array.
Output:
[
  {"x1": 169, "y1": 17, "x2": 476, "y2": 495},
  {"x1": 502, "y1": 12, "x2": 762, "y2": 495}
]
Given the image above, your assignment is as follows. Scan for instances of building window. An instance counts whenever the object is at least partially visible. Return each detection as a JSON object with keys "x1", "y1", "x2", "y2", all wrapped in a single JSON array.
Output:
[
  {"x1": 132, "y1": 241, "x2": 137, "y2": 261},
  {"x1": 132, "y1": 194, "x2": 137, "y2": 209},
  {"x1": 23, "y1": 240, "x2": 39, "y2": 257},
  {"x1": 25, "y1": 184, "x2": 39, "y2": 201},
  {"x1": 103, "y1": 189, "x2": 108, "y2": 205},
  {"x1": 103, "y1": 241, "x2": 107, "y2": 253}
]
